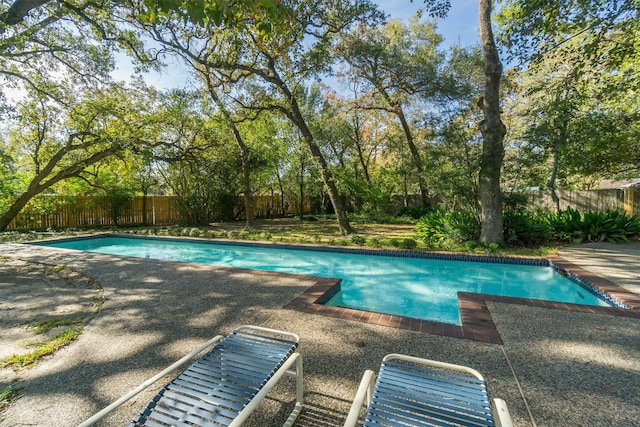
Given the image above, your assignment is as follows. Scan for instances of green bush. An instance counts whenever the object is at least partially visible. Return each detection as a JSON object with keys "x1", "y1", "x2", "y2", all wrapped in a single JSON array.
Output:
[
  {"x1": 351, "y1": 234, "x2": 367, "y2": 246},
  {"x1": 260, "y1": 232, "x2": 273, "y2": 241},
  {"x1": 503, "y1": 210, "x2": 551, "y2": 246},
  {"x1": 368, "y1": 235, "x2": 382, "y2": 247},
  {"x1": 540, "y1": 208, "x2": 640, "y2": 243},
  {"x1": 415, "y1": 209, "x2": 479, "y2": 248},
  {"x1": 399, "y1": 238, "x2": 417, "y2": 250},
  {"x1": 387, "y1": 237, "x2": 401, "y2": 248},
  {"x1": 395, "y1": 205, "x2": 431, "y2": 220},
  {"x1": 540, "y1": 207, "x2": 584, "y2": 242}
]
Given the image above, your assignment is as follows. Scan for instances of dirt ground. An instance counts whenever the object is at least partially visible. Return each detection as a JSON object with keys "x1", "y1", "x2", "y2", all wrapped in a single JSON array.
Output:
[{"x1": 0, "y1": 257, "x2": 103, "y2": 385}]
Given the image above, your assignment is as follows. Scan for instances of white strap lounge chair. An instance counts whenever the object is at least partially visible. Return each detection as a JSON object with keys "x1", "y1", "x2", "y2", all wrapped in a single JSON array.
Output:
[
  {"x1": 344, "y1": 354, "x2": 513, "y2": 427},
  {"x1": 79, "y1": 325, "x2": 303, "y2": 427}
]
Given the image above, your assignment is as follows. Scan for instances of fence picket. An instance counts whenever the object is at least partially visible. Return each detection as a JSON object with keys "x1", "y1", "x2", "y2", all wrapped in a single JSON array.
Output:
[{"x1": 5, "y1": 194, "x2": 313, "y2": 231}]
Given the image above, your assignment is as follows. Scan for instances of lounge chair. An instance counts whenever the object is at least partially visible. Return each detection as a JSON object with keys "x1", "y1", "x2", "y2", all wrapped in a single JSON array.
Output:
[
  {"x1": 344, "y1": 354, "x2": 512, "y2": 427},
  {"x1": 79, "y1": 325, "x2": 303, "y2": 427}
]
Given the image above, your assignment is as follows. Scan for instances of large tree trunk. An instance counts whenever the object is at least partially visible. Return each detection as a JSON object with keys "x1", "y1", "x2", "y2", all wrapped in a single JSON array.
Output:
[
  {"x1": 395, "y1": 103, "x2": 430, "y2": 207},
  {"x1": 298, "y1": 155, "x2": 305, "y2": 220},
  {"x1": 0, "y1": 191, "x2": 36, "y2": 231},
  {"x1": 278, "y1": 79, "x2": 353, "y2": 234},
  {"x1": 478, "y1": 0, "x2": 506, "y2": 244},
  {"x1": 0, "y1": 142, "x2": 118, "y2": 231},
  {"x1": 302, "y1": 132, "x2": 352, "y2": 234},
  {"x1": 239, "y1": 146, "x2": 255, "y2": 228}
]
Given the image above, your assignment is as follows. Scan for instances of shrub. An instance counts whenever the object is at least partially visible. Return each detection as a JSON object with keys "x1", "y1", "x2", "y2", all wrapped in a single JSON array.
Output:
[
  {"x1": 540, "y1": 207, "x2": 640, "y2": 243},
  {"x1": 399, "y1": 238, "x2": 417, "y2": 250},
  {"x1": 503, "y1": 210, "x2": 551, "y2": 246},
  {"x1": 387, "y1": 237, "x2": 401, "y2": 248},
  {"x1": 368, "y1": 236, "x2": 382, "y2": 248},
  {"x1": 260, "y1": 232, "x2": 273, "y2": 241},
  {"x1": 415, "y1": 209, "x2": 479, "y2": 248},
  {"x1": 351, "y1": 234, "x2": 367, "y2": 246},
  {"x1": 540, "y1": 207, "x2": 583, "y2": 242},
  {"x1": 396, "y1": 205, "x2": 431, "y2": 219}
]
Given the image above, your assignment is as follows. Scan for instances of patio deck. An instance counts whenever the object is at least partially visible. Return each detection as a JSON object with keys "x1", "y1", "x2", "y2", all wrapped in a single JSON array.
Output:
[{"x1": 0, "y1": 241, "x2": 639, "y2": 426}]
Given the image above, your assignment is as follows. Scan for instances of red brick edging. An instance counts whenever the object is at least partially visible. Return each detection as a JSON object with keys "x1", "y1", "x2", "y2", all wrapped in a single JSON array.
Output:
[{"x1": 284, "y1": 256, "x2": 640, "y2": 344}]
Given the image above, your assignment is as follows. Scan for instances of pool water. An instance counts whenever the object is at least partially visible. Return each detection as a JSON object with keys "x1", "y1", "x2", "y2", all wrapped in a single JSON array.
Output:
[{"x1": 38, "y1": 236, "x2": 611, "y2": 325}]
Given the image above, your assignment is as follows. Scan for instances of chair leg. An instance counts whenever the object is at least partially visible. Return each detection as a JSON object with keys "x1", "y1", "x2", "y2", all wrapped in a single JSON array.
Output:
[
  {"x1": 284, "y1": 353, "x2": 304, "y2": 427},
  {"x1": 344, "y1": 370, "x2": 377, "y2": 427},
  {"x1": 491, "y1": 399, "x2": 514, "y2": 427}
]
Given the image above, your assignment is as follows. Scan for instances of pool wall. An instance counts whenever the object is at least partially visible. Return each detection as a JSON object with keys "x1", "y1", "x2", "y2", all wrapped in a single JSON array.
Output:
[{"x1": 33, "y1": 233, "x2": 640, "y2": 343}]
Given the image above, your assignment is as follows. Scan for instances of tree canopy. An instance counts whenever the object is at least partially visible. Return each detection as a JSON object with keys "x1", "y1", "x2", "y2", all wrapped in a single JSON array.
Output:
[{"x1": 1, "y1": 0, "x2": 638, "y2": 241}]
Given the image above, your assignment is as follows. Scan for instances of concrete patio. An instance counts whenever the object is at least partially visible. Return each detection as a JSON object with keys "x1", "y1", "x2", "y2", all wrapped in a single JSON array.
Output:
[{"x1": 1, "y1": 241, "x2": 639, "y2": 426}]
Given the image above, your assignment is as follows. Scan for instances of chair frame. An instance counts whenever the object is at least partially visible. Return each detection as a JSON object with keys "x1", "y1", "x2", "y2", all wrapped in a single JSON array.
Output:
[
  {"x1": 79, "y1": 325, "x2": 303, "y2": 427},
  {"x1": 344, "y1": 353, "x2": 512, "y2": 427}
]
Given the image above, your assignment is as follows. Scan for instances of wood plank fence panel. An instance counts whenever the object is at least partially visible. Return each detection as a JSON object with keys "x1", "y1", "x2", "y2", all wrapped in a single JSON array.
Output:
[
  {"x1": 6, "y1": 194, "x2": 311, "y2": 231},
  {"x1": 6, "y1": 189, "x2": 639, "y2": 231},
  {"x1": 527, "y1": 188, "x2": 639, "y2": 216}
]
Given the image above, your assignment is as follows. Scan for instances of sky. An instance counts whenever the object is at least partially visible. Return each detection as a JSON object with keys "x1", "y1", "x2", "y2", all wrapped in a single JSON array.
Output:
[
  {"x1": 115, "y1": 0, "x2": 481, "y2": 91},
  {"x1": 379, "y1": 0, "x2": 479, "y2": 46}
]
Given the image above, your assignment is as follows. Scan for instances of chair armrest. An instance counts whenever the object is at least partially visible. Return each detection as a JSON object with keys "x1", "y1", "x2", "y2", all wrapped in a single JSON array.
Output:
[
  {"x1": 343, "y1": 370, "x2": 376, "y2": 427},
  {"x1": 491, "y1": 398, "x2": 514, "y2": 427},
  {"x1": 383, "y1": 353, "x2": 485, "y2": 381},
  {"x1": 235, "y1": 324, "x2": 299, "y2": 343},
  {"x1": 78, "y1": 335, "x2": 224, "y2": 427}
]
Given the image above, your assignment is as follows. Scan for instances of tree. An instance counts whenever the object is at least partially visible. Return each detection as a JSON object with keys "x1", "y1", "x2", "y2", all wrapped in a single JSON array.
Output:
[
  {"x1": 419, "y1": 0, "x2": 506, "y2": 242},
  {"x1": 0, "y1": 0, "x2": 281, "y2": 31},
  {"x1": 476, "y1": 0, "x2": 506, "y2": 243},
  {"x1": 201, "y1": 74, "x2": 257, "y2": 228},
  {"x1": 315, "y1": 86, "x2": 398, "y2": 214},
  {"x1": 429, "y1": 45, "x2": 486, "y2": 213},
  {"x1": 138, "y1": 0, "x2": 282, "y2": 28},
  {"x1": 0, "y1": 83, "x2": 161, "y2": 230},
  {"x1": 336, "y1": 17, "x2": 450, "y2": 207},
  {"x1": 497, "y1": 0, "x2": 639, "y2": 71},
  {"x1": 136, "y1": 0, "x2": 383, "y2": 234},
  {"x1": 498, "y1": 0, "x2": 640, "y2": 190},
  {"x1": 0, "y1": 0, "x2": 156, "y2": 106}
]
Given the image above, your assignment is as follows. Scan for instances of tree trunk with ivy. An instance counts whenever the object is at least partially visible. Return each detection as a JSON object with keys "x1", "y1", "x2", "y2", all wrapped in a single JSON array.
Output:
[{"x1": 478, "y1": 0, "x2": 506, "y2": 244}]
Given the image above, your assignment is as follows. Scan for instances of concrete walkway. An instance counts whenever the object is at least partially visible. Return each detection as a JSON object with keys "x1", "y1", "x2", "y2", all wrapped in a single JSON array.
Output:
[
  {"x1": 0, "y1": 241, "x2": 639, "y2": 426},
  {"x1": 560, "y1": 242, "x2": 640, "y2": 295}
]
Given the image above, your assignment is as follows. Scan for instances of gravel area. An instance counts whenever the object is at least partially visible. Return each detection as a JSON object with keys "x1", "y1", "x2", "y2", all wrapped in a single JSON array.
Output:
[{"x1": 0, "y1": 241, "x2": 639, "y2": 426}]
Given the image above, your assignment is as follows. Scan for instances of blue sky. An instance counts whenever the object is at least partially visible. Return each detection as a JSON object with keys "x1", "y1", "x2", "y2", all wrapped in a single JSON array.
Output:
[
  {"x1": 117, "y1": 0, "x2": 481, "y2": 90},
  {"x1": 377, "y1": 0, "x2": 479, "y2": 48}
]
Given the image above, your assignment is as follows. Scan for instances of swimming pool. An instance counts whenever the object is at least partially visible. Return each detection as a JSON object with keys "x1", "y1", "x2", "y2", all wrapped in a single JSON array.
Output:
[{"x1": 37, "y1": 235, "x2": 612, "y2": 324}]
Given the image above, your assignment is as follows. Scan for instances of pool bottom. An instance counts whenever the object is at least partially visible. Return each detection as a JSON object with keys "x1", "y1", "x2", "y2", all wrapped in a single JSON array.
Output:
[{"x1": 285, "y1": 255, "x2": 640, "y2": 344}]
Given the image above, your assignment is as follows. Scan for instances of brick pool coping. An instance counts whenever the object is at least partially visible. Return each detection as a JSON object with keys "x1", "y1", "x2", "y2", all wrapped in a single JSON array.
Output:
[{"x1": 284, "y1": 254, "x2": 640, "y2": 345}]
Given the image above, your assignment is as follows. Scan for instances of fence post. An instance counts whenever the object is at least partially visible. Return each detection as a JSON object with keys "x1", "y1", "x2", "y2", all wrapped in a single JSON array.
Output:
[{"x1": 624, "y1": 187, "x2": 634, "y2": 216}]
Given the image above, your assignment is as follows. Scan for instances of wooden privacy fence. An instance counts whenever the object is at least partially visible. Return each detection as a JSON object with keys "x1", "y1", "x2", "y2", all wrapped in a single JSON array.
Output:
[
  {"x1": 6, "y1": 196, "x2": 181, "y2": 230},
  {"x1": 6, "y1": 189, "x2": 639, "y2": 231},
  {"x1": 6, "y1": 194, "x2": 313, "y2": 231},
  {"x1": 525, "y1": 187, "x2": 640, "y2": 216}
]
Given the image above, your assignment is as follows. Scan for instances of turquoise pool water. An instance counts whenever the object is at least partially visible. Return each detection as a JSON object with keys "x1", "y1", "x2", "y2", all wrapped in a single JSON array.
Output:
[{"x1": 38, "y1": 236, "x2": 611, "y2": 325}]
